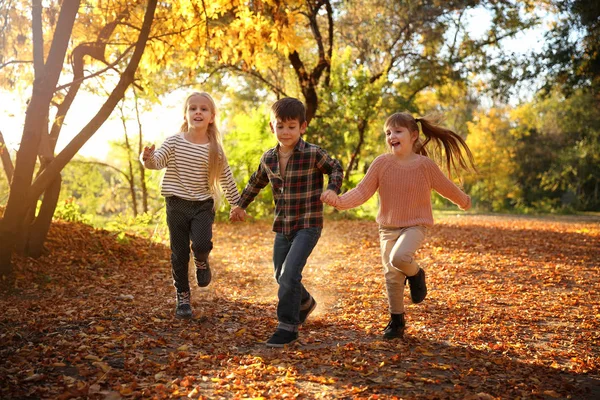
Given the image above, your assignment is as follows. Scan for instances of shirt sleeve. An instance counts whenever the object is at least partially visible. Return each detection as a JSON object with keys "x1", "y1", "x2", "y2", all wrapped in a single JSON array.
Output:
[
  {"x1": 220, "y1": 158, "x2": 241, "y2": 206},
  {"x1": 142, "y1": 136, "x2": 175, "y2": 170},
  {"x1": 426, "y1": 158, "x2": 471, "y2": 210},
  {"x1": 336, "y1": 155, "x2": 383, "y2": 210},
  {"x1": 238, "y1": 154, "x2": 271, "y2": 208},
  {"x1": 315, "y1": 147, "x2": 344, "y2": 194}
]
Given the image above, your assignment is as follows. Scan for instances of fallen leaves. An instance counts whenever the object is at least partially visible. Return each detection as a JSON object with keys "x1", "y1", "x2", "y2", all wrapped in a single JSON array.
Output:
[{"x1": 1, "y1": 215, "x2": 599, "y2": 399}]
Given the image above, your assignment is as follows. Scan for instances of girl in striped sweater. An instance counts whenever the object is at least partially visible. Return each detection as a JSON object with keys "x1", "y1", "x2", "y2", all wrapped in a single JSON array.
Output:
[
  {"x1": 141, "y1": 92, "x2": 240, "y2": 319},
  {"x1": 323, "y1": 112, "x2": 474, "y2": 338}
]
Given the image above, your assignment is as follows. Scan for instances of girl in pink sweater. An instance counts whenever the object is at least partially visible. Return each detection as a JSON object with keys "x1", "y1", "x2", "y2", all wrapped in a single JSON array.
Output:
[{"x1": 324, "y1": 112, "x2": 474, "y2": 339}]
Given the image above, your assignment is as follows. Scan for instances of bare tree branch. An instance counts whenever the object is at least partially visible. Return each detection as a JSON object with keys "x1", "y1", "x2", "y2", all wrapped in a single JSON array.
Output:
[
  {"x1": 53, "y1": 45, "x2": 135, "y2": 93},
  {"x1": 70, "y1": 159, "x2": 131, "y2": 182},
  {"x1": 0, "y1": 60, "x2": 34, "y2": 70}
]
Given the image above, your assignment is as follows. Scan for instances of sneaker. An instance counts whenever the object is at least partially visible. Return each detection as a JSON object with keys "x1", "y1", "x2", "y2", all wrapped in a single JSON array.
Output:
[
  {"x1": 176, "y1": 291, "x2": 193, "y2": 319},
  {"x1": 266, "y1": 329, "x2": 298, "y2": 347},
  {"x1": 383, "y1": 313, "x2": 405, "y2": 339},
  {"x1": 406, "y1": 268, "x2": 427, "y2": 304},
  {"x1": 195, "y1": 260, "x2": 211, "y2": 287},
  {"x1": 299, "y1": 296, "x2": 317, "y2": 324}
]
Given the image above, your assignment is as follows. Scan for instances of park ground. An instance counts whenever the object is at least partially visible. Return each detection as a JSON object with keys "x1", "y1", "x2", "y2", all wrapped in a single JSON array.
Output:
[{"x1": 1, "y1": 214, "x2": 599, "y2": 399}]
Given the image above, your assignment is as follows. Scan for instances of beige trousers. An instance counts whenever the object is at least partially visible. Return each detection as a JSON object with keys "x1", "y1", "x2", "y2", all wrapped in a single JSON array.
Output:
[{"x1": 379, "y1": 225, "x2": 427, "y2": 314}]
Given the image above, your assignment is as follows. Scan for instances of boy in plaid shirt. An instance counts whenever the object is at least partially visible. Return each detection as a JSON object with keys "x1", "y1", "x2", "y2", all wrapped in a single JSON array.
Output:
[{"x1": 231, "y1": 98, "x2": 343, "y2": 347}]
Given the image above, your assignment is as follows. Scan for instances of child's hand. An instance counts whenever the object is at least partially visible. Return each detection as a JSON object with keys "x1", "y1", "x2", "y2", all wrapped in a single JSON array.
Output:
[
  {"x1": 142, "y1": 144, "x2": 155, "y2": 161},
  {"x1": 230, "y1": 206, "x2": 248, "y2": 222},
  {"x1": 320, "y1": 189, "x2": 338, "y2": 207}
]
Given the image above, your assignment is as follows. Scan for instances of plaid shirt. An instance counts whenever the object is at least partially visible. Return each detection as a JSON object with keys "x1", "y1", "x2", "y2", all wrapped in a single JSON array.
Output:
[{"x1": 238, "y1": 137, "x2": 343, "y2": 235}]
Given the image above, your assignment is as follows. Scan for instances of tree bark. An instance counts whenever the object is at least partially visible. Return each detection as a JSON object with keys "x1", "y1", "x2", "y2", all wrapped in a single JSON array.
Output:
[
  {"x1": 0, "y1": 1, "x2": 80, "y2": 281},
  {"x1": 25, "y1": 176, "x2": 62, "y2": 258}
]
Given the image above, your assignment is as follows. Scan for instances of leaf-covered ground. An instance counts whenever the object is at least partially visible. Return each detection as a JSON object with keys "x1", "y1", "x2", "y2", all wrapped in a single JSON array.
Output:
[{"x1": 1, "y1": 215, "x2": 599, "y2": 399}]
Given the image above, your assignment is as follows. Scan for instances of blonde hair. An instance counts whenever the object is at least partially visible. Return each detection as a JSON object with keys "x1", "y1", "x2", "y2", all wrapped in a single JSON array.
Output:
[
  {"x1": 180, "y1": 92, "x2": 225, "y2": 209},
  {"x1": 384, "y1": 112, "x2": 475, "y2": 177}
]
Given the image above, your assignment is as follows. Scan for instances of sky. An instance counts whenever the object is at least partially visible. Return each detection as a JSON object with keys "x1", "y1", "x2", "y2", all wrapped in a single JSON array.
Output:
[
  {"x1": 0, "y1": 6, "x2": 550, "y2": 162},
  {"x1": 0, "y1": 89, "x2": 183, "y2": 161}
]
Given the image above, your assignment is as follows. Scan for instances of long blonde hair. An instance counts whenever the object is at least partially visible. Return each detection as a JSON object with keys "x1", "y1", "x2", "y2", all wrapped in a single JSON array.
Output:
[
  {"x1": 180, "y1": 92, "x2": 225, "y2": 209},
  {"x1": 384, "y1": 112, "x2": 475, "y2": 177}
]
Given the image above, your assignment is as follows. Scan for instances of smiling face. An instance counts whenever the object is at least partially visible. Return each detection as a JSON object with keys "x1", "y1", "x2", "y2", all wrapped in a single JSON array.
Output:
[
  {"x1": 386, "y1": 124, "x2": 418, "y2": 158},
  {"x1": 185, "y1": 94, "x2": 215, "y2": 132},
  {"x1": 270, "y1": 116, "x2": 307, "y2": 151}
]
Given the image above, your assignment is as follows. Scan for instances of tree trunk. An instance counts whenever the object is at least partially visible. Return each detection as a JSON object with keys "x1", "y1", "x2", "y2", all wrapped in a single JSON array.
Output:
[
  {"x1": 344, "y1": 118, "x2": 366, "y2": 186},
  {"x1": 0, "y1": 1, "x2": 80, "y2": 282},
  {"x1": 24, "y1": 175, "x2": 62, "y2": 258},
  {"x1": 134, "y1": 91, "x2": 149, "y2": 213},
  {"x1": 0, "y1": 130, "x2": 14, "y2": 183},
  {"x1": 287, "y1": 0, "x2": 333, "y2": 126}
]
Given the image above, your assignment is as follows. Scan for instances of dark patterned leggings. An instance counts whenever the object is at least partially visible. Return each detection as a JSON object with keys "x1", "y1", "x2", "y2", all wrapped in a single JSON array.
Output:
[{"x1": 165, "y1": 196, "x2": 215, "y2": 292}]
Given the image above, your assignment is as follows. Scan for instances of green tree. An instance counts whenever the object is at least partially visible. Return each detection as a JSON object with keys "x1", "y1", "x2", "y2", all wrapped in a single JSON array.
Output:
[
  {"x1": 512, "y1": 90, "x2": 600, "y2": 210},
  {"x1": 224, "y1": 106, "x2": 275, "y2": 219},
  {"x1": 464, "y1": 108, "x2": 519, "y2": 210},
  {"x1": 538, "y1": 0, "x2": 600, "y2": 97}
]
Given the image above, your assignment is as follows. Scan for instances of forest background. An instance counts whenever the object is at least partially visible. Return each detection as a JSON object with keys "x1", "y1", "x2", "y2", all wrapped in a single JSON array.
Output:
[{"x1": 0, "y1": 0, "x2": 599, "y2": 277}]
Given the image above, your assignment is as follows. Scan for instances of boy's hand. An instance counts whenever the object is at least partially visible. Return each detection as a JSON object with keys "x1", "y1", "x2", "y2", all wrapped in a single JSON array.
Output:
[
  {"x1": 230, "y1": 206, "x2": 248, "y2": 222},
  {"x1": 320, "y1": 189, "x2": 338, "y2": 207},
  {"x1": 142, "y1": 144, "x2": 155, "y2": 161}
]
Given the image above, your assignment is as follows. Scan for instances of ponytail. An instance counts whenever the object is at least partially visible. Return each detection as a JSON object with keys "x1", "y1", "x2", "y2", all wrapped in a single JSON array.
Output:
[{"x1": 385, "y1": 112, "x2": 475, "y2": 177}]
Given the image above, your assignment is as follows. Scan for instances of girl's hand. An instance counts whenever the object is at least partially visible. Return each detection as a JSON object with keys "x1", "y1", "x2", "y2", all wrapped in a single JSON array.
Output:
[
  {"x1": 142, "y1": 144, "x2": 155, "y2": 161},
  {"x1": 320, "y1": 190, "x2": 339, "y2": 207},
  {"x1": 230, "y1": 206, "x2": 248, "y2": 222}
]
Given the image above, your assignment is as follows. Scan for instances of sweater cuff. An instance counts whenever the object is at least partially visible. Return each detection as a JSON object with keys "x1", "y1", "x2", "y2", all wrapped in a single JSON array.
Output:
[{"x1": 461, "y1": 196, "x2": 472, "y2": 211}]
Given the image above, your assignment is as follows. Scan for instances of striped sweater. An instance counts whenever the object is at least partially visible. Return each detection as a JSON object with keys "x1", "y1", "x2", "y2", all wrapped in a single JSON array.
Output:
[
  {"x1": 143, "y1": 133, "x2": 240, "y2": 205},
  {"x1": 336, "y1": 154, "x2": 471, "y2": 227}
]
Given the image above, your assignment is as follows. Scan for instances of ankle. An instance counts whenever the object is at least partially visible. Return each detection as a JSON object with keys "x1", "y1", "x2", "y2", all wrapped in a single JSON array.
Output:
[{"x1": 391, "y1": 313, "x2": 405, "y2": 324}]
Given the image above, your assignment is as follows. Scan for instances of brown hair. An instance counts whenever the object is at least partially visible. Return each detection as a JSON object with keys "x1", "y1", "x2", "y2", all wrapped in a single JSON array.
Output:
[
  {"x1": 271, "y1": 97, "x2": 306, "y2": 125},
  {"x1": 180, "y1": 92, "x2": 225, "y2": 209},
  {"x1": 384, "y1": 112, "x2": 475, "y2": 176}
]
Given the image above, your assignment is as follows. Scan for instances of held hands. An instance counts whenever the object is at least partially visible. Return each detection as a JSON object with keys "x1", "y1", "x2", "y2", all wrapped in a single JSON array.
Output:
[
  {"x1": 142, "y1": 144, "x2": 155, "y2": 161},
  {"x1": 320, "y1": 189, "x2": 339, "y2": 207},
  {"x1": 230, "y1": 206, "x2": 249, "y2": 222}
]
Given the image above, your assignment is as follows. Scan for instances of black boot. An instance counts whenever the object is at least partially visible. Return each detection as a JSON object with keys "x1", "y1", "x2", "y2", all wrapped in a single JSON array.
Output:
[
  {"x1": 406, "y1": 268, "x2": 427, "y2": 304},
  {"x1": 383, "y1": 313, "x2": 405, "y2": 339}
]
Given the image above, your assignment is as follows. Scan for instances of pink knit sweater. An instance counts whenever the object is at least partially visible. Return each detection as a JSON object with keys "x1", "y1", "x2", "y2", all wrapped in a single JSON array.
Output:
[{"x1": 336, "y1": 154, "x2": 471, "y2": 227}]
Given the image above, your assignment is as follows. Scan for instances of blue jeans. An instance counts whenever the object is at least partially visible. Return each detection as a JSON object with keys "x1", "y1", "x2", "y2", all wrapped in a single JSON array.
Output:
[{"x1": 273, "y1": 227, "x2": 322, "y2": 331}]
